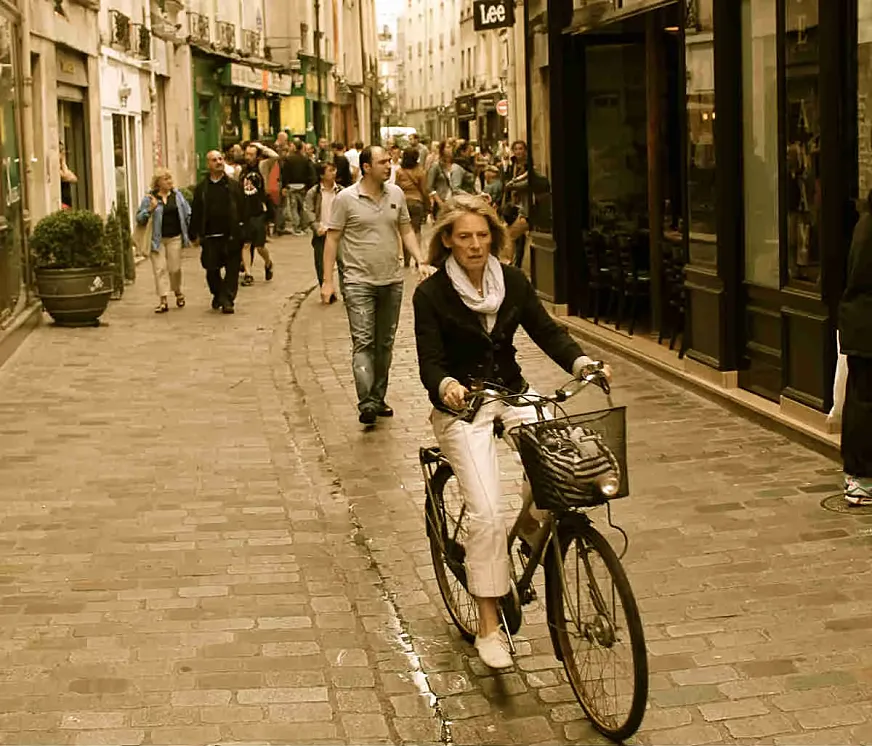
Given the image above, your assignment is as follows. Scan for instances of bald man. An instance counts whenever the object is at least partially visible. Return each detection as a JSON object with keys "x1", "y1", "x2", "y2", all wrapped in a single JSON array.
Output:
[{"x1": 189, "y1": 150, "x2": 246, "y2": 313}]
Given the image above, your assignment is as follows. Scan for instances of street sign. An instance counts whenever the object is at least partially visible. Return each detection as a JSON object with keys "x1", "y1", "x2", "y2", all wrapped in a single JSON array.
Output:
[
  {"x1": 473, "y1": 0, "x2": 515, "y2": 31},
  {"x1": 496, "y1": 99, "x2": 509, "y2": 117}
]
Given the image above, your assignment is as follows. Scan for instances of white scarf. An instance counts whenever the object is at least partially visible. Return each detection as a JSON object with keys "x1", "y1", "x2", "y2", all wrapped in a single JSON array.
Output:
[{"x1": 445, "y1": 254, "x2": 506, "y2": 332}]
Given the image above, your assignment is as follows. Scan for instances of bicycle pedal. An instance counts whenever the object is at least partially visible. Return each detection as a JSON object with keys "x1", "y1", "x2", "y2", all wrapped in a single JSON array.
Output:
[{"x1": 521, "y1": 587, "x2": 537, "y2": 605}]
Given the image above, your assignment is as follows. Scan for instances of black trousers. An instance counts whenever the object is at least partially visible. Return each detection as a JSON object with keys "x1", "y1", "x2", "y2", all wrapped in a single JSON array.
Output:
[
  {"x1": 842, "y1": 355, "x2": 872, "y2": 478},
  {"x1": 312, "y1": 234, "x2": 326, "y2": 286},
  {"x1": 201, "y1": 236, "x2": 241, "y2": 306},
  {"x1": 513, "y1": 235, "x2": 525, "y2": 268}
]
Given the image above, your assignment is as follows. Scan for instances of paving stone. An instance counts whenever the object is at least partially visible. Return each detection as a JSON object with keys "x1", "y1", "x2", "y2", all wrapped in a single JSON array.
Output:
[
  {"x1": 724, "y1": 713, "x2": 795, "y2": 738},
  {"x1": 3, "y1": 233, "x2": 871, "y2": 745}
]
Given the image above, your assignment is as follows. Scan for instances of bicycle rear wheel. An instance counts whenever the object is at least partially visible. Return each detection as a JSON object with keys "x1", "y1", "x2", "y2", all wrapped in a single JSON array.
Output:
[
  {"x1": 426, "y1": 464, "x2": 478, "y2": 642},
  {"x1": 545, "y1": 517, "x2": 648, "y2": 742}
]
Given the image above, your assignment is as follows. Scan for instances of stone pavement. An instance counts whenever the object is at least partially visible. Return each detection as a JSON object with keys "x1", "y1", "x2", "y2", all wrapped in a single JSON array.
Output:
[
  {"x1": 291, "y1": 267, "x2": 872, "y2": 745},
  {"x1": 3, "y1": 232, "x2": 872, "y2": 746},
  {"x1": 0, "y1": 236, "x2": 444, "y2": 745}
]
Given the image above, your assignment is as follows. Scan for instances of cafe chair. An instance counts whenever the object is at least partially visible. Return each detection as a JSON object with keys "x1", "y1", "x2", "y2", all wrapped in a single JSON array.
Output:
[
  {"x1": 613, "y1": 232, "x2": 651, "y2": 336},
  {"x1": 582, "y1": 230, "x2": 610, "y2": 325},
  {"x1": 659, "y1": 249, "x2": 688, "y2": 357}
]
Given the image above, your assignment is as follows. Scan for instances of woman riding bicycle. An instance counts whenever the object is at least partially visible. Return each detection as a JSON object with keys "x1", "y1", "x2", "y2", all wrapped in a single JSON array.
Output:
[{"x1": 413, "y1": 193, "x2": 606, "y2": 669}]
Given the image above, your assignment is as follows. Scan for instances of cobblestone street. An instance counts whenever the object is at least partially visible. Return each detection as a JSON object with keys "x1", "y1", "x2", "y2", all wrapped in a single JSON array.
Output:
[{"x1": 1, "y1": 235, "x2": 871, "y2": 745}]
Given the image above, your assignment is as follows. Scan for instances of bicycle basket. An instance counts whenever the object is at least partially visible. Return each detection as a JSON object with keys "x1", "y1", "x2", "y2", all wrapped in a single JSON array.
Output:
[{"x1": 513, "y1": 407, "x2": 629, "y2": 512}]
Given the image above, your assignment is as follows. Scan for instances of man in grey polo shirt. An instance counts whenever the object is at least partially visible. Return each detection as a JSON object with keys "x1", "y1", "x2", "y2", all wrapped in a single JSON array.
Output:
[{"x1": 321, "y1": 145, "x2": 429, "y2": 425}]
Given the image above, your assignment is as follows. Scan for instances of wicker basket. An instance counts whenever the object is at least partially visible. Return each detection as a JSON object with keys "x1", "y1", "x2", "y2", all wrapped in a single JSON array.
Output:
[{"x1": 513, "y1": 407, "x2": 629, "y2": 512}]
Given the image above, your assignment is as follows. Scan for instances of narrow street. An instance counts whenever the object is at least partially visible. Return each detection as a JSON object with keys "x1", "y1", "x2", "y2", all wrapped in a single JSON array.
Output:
[{"x1": 0, "y1": 235, "x2": 870, "y2": 745}]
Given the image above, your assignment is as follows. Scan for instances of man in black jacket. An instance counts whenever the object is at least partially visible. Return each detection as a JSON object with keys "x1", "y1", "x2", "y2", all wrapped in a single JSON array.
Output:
[
  {"x1": 189, "y1": 150, "x2": 245, "y2": 314},
  {"x1": 331, "y1": 142, "x2": 353, "y2": 188},
  {"x1": 840, "y1": 195, "x2": 872, "y2": 505}
]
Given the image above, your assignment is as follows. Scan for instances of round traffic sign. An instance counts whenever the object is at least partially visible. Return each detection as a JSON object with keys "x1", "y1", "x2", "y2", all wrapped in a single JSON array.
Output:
[{"x1": 496, "y1": 99, "x2": 509, "y2": 117}]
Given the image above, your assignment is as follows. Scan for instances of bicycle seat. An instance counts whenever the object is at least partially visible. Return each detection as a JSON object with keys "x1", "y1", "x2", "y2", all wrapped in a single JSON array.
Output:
[{"x1": 419, "y1": 446, "x2": 442, "y2": 464}]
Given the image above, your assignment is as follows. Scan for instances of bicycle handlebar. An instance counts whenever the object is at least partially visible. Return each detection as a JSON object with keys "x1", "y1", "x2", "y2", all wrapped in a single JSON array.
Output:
[{"x1": 463, "y1": 361, "x2": 611, "y2": 409}]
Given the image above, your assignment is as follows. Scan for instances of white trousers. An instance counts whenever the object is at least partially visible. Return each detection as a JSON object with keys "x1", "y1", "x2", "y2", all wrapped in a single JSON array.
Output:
[
  {"x1": 431, "y1": 396, "x2": 545, "y2": 598},
  {"x1": 150, "y1": 236, "x2": 183, "y2": 298}
]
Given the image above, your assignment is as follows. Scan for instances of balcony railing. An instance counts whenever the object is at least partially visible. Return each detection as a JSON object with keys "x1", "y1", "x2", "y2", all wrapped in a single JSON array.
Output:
[
  {"x1": 131, "y1": 22, "x2": 151, "y2": 57},
  {"x1": 242, "y1": 29, "x2": 260, "y2": 57},
  {"x1": 216, "y1": 20, "x2": 235, "y2": 52},
  {"x1": 109, "y1": 9, "x2": 132, "y2": 51},
  {"x1": 188, "y1": 11, "x2": 210, "y2": 44}
]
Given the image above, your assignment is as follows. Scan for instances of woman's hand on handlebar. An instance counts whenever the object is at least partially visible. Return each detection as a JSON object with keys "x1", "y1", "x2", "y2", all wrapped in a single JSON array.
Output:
[{"x1": 442, "y1": 381, "x2": 469, "y2": 411}]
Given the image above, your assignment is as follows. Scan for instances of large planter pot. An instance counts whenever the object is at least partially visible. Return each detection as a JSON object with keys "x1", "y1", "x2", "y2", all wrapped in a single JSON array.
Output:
[{"x1": 35, "y1": 267, "x2": 114, "y2": 327}]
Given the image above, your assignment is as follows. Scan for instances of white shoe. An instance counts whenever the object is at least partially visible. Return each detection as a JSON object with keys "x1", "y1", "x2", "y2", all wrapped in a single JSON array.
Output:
[{"x1": 474, "y1": 630, "x2": 513, "y2": 669}]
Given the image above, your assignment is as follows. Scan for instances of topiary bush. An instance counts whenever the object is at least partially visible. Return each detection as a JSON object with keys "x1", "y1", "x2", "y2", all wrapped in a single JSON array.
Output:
[
  {"x1": 180, "y1": 186, "x2": 195, "y2": 205},
  {"x1": 30, "y1": 210, "x2": 114, "y2": 270},
  {"x1": 104, "y1": 207, "x2": 125, "y2": 299}
]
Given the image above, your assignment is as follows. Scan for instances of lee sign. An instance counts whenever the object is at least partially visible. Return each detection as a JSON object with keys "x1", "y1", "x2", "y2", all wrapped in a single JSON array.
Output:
[{"x1": 473, "y1": 0, "x2": 515, "y2": 31}]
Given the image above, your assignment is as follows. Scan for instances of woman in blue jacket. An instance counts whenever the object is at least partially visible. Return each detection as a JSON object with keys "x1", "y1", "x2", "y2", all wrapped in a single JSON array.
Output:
[{"x1": 136, "y1": 169, "x2": 192, "y2": 313}]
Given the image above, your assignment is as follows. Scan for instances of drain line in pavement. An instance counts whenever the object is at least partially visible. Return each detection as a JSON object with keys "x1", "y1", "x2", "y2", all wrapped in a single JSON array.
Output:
[{"x1": 283, "y1": 289, "x2": 454, "y2": 746}]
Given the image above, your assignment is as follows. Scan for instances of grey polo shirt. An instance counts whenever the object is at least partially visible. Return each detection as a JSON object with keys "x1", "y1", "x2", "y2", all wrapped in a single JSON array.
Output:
[{"x1": 327, "y1": 180, "x2": 411, "y2": 286}]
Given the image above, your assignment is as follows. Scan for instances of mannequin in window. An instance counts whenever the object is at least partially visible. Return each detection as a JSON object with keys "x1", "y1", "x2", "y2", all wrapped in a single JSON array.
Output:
[{"x1": 59, "y1": 143, "x2": 77, "y2": 209}]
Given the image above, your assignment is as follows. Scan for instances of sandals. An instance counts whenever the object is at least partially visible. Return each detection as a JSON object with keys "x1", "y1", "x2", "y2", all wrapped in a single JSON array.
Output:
[
  {"x1": 154, "y1": 300, "x2": 169, "y2": 313},
  {"x1": 175, "y1": 294, "x2": 186, "y2": 308}
]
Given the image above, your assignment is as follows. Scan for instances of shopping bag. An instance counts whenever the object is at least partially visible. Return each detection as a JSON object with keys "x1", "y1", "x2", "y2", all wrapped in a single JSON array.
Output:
[
  {"x1": 828, "y1": 331, "x2": 848, "y2": 426},
  {"x1": 132, "y1": 214, "x2": 154, "y2": 259}
]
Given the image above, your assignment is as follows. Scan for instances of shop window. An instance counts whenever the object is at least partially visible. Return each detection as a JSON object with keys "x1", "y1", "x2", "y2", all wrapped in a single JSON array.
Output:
[
  {"x1": 783, "y1": 0, "x2": 820, "y2": 286},
  {"x1": 585, "y1": 44, "x2": 647, "y2": 231},
  {"x1": 741, "y1": 0, "x2": 780, "y2": 288},
  {"x1": 685, "y1": 0, "x2": 716, "y2": 265}
]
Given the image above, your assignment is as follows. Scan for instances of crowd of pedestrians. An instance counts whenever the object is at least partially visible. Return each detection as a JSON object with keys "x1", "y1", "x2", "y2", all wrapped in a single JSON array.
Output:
[{"x1": 132, "y1": 131, "x2": 537, "y2": 430}]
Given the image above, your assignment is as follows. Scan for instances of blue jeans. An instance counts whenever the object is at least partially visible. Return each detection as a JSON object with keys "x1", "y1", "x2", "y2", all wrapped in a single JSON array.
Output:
[{"x1": 343, "y1": 281, "x2": 404, "y2": 412}]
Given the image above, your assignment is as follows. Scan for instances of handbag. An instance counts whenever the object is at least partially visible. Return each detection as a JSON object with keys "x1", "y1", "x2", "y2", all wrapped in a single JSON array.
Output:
[{"x1": 132, "y1": 213, "x2": 154, "y2": 259}]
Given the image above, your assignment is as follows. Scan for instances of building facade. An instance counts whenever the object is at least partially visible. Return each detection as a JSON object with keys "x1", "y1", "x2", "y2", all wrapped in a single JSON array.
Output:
[
  {"x1": 399, "y1": 0, "x2": 460, "y2": 140},
  {"x1": 527, "y1": 0, "x2": 868, "y2": 429},
  {"x1": 377, "y1": 22, "x2": 398, "y2": 130},
  {"x1": 397, "y1": 0, "x2": 525, "y2": 147}
]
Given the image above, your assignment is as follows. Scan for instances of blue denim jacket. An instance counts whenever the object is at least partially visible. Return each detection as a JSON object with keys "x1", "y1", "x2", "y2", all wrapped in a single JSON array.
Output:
[{"x1": 136, "y1": 189, "x2": 192, "y2": 251}]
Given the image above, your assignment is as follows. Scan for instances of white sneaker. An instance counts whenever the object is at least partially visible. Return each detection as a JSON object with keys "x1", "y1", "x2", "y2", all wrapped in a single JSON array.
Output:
[{"x1": 474, "y1": 630, "x2": 513, "y2": 669}]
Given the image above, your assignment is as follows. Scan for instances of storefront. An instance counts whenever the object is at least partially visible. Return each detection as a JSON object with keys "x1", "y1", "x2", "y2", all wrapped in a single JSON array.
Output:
[
  {"x1": 222, "y1": 62, "x2": 291, "y2": 145},
  {"x1": 456, "y1": 94, "x2": 475, "y2": 140},
  {"x1": 56, "y1": 46, "x2": 93, "y2": 211},
  {"x1": 99, "y1": 55, "x2": 149, "y2": 231},
  {"x1": 0, "y1": 4, "x2": 28, "y2": 326},
  {"x1": 531, "y1": 0, "x2": 865, "y2": 420},
  {"x1": 475, "y1": 92, "x2": 501, "y2": 150}
]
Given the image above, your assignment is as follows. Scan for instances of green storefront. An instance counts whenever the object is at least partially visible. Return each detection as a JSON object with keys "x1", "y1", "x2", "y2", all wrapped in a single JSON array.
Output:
[
  {"x1": 299, "y1": 54, "x2": 333, "y2": 143},
  {"x1": 192, "y1": 52, "x2": 291, "y2": 179}
]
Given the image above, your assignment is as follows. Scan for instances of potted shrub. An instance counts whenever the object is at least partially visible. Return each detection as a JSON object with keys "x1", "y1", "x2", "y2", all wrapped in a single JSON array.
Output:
[
  {"x1": 104, "y1": 207, "x2": 124, "y2": 300},
  {"x1": 30, "y1": 209, "x2": 115, "y2": 327}
]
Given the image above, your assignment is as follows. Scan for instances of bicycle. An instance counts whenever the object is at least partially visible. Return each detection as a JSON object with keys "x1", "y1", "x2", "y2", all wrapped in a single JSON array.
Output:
[{"x1": 419, "y1": 363, "x2": 648, "y2": 742}]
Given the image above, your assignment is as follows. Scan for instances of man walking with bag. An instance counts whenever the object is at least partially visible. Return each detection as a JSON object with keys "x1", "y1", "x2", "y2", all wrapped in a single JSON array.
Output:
[
  {"x1": 189, "y1": 150, "x2": 245, "y2": 314},
  {"x1": 320, "y1": 146, "x2": 429, "y2": 425}
]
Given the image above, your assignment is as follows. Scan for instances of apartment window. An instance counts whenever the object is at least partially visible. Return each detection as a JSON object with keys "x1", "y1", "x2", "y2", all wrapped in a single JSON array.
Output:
[
  {"x1": 408, "y1": 44, "x2": 412, "y2": 60},
  {"x1": 300, "y1": 23, "x2": 308, "y2": 53}
]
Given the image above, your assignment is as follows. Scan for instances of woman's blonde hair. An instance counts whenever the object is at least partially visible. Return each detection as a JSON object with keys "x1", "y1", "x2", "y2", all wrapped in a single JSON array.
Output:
[
  {"x1": 427, "y1": 193, "x2": 510, "y2": 267},
  {"x1": 150, "y1": 167, "x2": 173, "y2": 192}
]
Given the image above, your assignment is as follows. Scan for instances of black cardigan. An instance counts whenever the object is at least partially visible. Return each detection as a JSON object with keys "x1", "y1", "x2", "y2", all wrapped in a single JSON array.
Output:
[
  {"x1": 840, "y1": 212, "x2": 872, "y2": 358},
  {"x1": 413, "y1": 264, "x2": 584, "y2": 412},
  {"x1": 188, "y1": 174, "x2": 245, "y2": 244}
]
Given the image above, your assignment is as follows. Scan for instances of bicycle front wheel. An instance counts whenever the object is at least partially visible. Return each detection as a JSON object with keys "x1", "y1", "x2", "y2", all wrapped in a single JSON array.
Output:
[
  {"x1": 545, "y1": 518, "x2": 648, "y2": 742},
  {"x1": 426, "y1": 463, "x2": 479, "y2": 642}
]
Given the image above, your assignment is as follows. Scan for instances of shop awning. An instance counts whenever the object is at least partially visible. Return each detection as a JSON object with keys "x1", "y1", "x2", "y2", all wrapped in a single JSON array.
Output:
[{"x1": 565, "y1": 0, "x2": 677, "y2": 35}]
